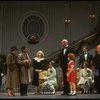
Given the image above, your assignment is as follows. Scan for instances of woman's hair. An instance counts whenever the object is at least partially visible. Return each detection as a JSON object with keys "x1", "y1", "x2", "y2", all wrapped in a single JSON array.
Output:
[
  {"x1": 10, "y1": 46, "x2": 18, "y2": 52},
  {"x1": 49, "y1": 60, "x2": 55, "y2": 66},
  {"x1": 68, "y1": 53, "x2": 75, "y2": 60},
  {"x1": 21, "y1": 46, "x2": 27, "y2": 51},
  {"x1": 36, "y1": 50, "x2": 44, "y2": 58}
]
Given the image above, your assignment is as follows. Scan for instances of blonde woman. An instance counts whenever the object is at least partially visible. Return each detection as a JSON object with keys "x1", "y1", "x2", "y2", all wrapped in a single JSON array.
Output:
[{"x1": 32, "y1": 50, "x2": 47, "y2": 94}]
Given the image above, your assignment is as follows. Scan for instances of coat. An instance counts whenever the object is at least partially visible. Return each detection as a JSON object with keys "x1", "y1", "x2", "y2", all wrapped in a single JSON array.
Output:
[
  {"x1": 5, "y1": 53, "x2": 20, "y2": 88},
  {"x1": 59, "y1": 46, "x2": 75, "y2": 70},
  {"x1": 18, "y1": 52, "x2": 31, "y2": 84}
]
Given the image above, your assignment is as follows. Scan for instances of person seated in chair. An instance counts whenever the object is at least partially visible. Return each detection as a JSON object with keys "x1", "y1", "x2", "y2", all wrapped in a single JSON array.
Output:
[
  {"x1": 40, "y1": 61, "x2": 57, "y2": 95},
  {"x1": 77, "y1": 61, "x2": 93, "y2": 93}
]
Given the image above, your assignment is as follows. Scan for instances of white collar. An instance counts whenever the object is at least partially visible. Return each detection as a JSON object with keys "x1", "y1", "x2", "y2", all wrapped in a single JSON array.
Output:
[
  {"x1": 69, "y1": 60, "x2": 73, "y2": 64},
  {"x1": 64, "y1": 45, "x2": 68, "y2": 48},
  {"x1": 66, "y1": 45, "x2": 68, "y2": 47},
  {"x1": 34, "y1": 57, "x2": 45, "y2": 62}
]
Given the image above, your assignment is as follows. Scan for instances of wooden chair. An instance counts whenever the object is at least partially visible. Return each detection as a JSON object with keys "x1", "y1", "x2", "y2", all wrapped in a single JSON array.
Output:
[{"x1": 41, "y1": 83, "x2": 58, "y2": 95}]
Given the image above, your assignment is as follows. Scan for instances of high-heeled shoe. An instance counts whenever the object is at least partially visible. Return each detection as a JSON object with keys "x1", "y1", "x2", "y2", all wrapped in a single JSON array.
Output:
[{"x1": 8, "y1": 93, "x2": 13, "y2": 96}]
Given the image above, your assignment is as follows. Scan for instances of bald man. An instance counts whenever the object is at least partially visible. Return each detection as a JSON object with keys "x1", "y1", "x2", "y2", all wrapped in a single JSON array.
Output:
[
  {"x1": 59, "y1": 39, "x2": 75, "y2": 95},
  {"x1": 93, "y1": 44, "x2": 100, "y2": 94}
]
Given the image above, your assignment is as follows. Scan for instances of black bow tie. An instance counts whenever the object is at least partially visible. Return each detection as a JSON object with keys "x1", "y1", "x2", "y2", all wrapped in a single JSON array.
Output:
[
  {"x1": 64, "y1": 47, "x2": 68, "y2": 49},
  {"x1": 84, "y1": 52, "x2": 88, "y2": 54}
]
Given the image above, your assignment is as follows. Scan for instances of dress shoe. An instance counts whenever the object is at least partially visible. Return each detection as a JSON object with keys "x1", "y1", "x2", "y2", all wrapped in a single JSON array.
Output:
[
  {"x1": 8, "y1": 93, "x2": 13, "y2": 96},
  {"x1": 61, "y1": 93, "x2": 66, "y2": 95},
  {"x1": 35, "y1": 92, "x2": 41, "y2": 95},
  {"x1": 68, "y1": 93, "x2": 72, "y2": 96},
  {"x1": 51, "y1": 91, "x2": 55, "y2": 95},
  {"x1": 21, "y1": 94, "x2": 27, "y2": 96},
  {"x1": 95, "y1": 91, "x2": 100, "y2": 94}
]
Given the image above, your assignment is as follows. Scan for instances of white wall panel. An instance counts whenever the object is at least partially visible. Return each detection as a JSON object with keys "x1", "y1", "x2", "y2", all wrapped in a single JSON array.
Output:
[{"x1": 0, "y1": 1, "x2": 100, "y2": 58}]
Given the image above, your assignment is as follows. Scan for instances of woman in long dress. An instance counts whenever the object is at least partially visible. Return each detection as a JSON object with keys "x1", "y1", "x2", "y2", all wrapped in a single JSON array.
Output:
[{"x1": 32, "y1": 50, "x2": 47, "y2": 94}]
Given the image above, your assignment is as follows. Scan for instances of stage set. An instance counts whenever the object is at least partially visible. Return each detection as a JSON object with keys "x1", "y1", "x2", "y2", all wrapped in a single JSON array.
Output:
[{"x1": 0, "y1": 0, "x2": 100, "y2": 99}]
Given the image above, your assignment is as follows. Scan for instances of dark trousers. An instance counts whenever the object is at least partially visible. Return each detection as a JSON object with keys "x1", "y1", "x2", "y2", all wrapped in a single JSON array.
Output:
[
  {"x1": 20, "y1": 84, "x2": 28, "y2": 96},
  {"x1": 62, "y1": 69, "x2": 70, "y2": 94},
  {"x1": 0, "y1": 75, "x2": 2, "y2": 87},
  {"x1": 94, "y1": 76, "x2": 100, "y2": 93}
]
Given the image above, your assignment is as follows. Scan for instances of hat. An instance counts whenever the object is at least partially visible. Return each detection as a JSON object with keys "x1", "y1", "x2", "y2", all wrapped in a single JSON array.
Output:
[
  {"x1": 10, "y1": 46, "x2": 18, "y2": 51},
  {"x1": 21, "y1": 46, "x2": 27, "y2": 51}
]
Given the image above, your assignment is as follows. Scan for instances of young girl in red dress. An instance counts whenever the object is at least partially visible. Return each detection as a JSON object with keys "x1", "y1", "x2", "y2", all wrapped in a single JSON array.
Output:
[{"x1": 66, "y1": 53, "x2": 76, "y2": 95}]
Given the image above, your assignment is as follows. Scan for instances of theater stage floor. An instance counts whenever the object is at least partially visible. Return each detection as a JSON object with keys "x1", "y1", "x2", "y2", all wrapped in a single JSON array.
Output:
[{"x1": 0, "y1": 91, "x2": 100, "y2": 99}]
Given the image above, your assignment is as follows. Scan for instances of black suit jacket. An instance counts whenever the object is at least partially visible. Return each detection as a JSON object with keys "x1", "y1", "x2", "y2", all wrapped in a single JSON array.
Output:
[
  {"x1": 78, "y1": 53, "x2": 93, "y2": 68},
  {"x1": 93, "y1": 53, "x2": 100, "y2": 70},
  {"x1": 59, "y1": 46, "x2": 75, "y2": 70}
]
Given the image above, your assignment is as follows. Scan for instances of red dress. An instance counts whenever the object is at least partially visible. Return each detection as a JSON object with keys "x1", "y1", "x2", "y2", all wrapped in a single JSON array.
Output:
[{"x1": 67, "y1": 60, "x2": 76, "y2": 82}]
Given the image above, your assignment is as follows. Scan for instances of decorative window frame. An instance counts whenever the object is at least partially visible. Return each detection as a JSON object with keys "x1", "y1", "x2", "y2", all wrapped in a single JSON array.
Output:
[{"x1": 18, "y1": 11, "x2": 48, "y2": 44}]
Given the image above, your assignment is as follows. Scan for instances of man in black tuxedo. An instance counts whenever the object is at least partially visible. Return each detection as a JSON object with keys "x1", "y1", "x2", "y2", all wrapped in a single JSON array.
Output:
[
  {"x1": 59, "y1": 39, "x2": 75, "y2": 95},
  {"x1": 93, "y1": 44, "x2": 100, "y2": 94},
  {"x1": 78, "y1": 46, "x2": 93, "y2": 68}
]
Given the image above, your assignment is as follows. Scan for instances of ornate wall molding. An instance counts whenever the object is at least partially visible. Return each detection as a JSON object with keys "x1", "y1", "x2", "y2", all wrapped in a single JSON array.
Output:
[{"x1": 18, "y1": 11, "x2": 49, "y2": 44}]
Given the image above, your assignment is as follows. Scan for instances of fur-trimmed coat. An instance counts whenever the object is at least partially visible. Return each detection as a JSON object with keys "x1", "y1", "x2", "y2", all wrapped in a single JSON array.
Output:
[{"x1": 6, "y1": 53, "x2": 20, "y2": 88}]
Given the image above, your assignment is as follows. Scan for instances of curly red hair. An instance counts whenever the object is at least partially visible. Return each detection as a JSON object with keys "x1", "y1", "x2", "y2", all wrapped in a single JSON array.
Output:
[{"x1": 68, "y1": 53, "x2": 75, "y2": 60}]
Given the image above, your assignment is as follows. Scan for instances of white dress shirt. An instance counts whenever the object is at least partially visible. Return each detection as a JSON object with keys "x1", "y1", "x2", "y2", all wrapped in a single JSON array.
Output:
[{"x1": 63, "y1": 45, "x2": 68, "y2": 55}]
